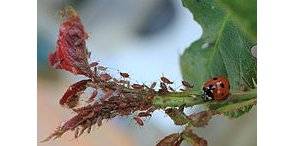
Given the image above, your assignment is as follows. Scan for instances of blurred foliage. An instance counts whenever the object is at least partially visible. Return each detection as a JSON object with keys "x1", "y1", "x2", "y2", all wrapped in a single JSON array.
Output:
[{"x1": 37, "y1": 32, "x2": 59, "y2": 80}]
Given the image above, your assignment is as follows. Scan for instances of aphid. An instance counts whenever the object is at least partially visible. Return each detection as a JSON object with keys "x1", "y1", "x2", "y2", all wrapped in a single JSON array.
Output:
[
  {"x1": 72, "y1": 104, "x2": 92, "y2": 113},
  {"x1": 133, "y1": 117, "x2": 144, "y2": 126},
  {"x1": 131, "y1": 84, "x2": 144, "y2": 90},
  {"x1": 112, "y1": 78, "x2": 119, "y2": 82},
  {"x1": 178, "y1": 104, "x2": 186, "y2": 112},
  {"x1": 96, "y1": 116, "x2": 103, "y2": 127},
  {"x1": 145, "y1": 95, "x2": 155, "y2": 100},
  {"x1": 87, "y1": 124, "x2": 92, "y2": 134},
  {"x1": 74, "y1": 127, "x2": 79, "y2": 138},
  {"x1": 160, "y1": 82, "x2": 168, "y2": 91},
  {"x1": 94, "y1": 66, "x2": 97, "y2": 75},
  {"x1": 118, "y1": 80, "x2": 130, "y2": 87},
  {"x1": 78, "y1": 124, "x2": 87, "y2": 137},
  {"x1": 108, "y1": 113, "x2": 117, "y2": 119},
  {"x1": 100, "y1": 90, "x2": 114, "y2": 101},
  {"x1": 138, "y1": 112, "x2": 152, "y2": 117},
  {"x1": 91, "y1": 117, "x2": 98, "y2": 125},
  {"x1": 87, "y1": 90, "x2": 98, "y2": 103},
  {"x1": 61, "y1": 110, "x2": 92, "y2": 133},
  {"x1": 239, "y1": 83, "x2": 248, "y2": 91},
  {"x1": 168, "y1": 86, "x2": 175, "y2": 92},
  {"x1": 120, "y1": 72, "x2": 129, "y2": 78},
  {"x1": 182, "y1": 80, "x2": 194, "y2": 88},
  {"x1": 97, "y1": 66, "x2": 107, "y2": 71},
  {"x1": 99, "y1": 73, "x2": 112, "y2": 81},
  {"x1": 150, "y1": 82, "x2": 157, "y2": 89},
  {"x1": 119, "y1": 109, "x2": 131, "y2": 116},
  {"x1": 161, "y1": 77, "x2": 173, "y2": 84},
  {"x1": 202, "y1": 76, "x2": 230, "y2": 101},
  {"x1": 108, "y1": 95, "x2": 119, "y2": 101},
  {"x1": 93, "y1": 104, "x2": 102, "y2": 112},
  {"x1": 89, "y1": 62, "x2": 99, "y2": 67},
  {"x1": 119, "y1": 102, "x2": 128, "y2": 108},
  {"x1": 87, "y1": 51, "x2": 91, "y2": 59},
  {"x1": 147, "y1": 106, "x2": 156, "y2": 113}
]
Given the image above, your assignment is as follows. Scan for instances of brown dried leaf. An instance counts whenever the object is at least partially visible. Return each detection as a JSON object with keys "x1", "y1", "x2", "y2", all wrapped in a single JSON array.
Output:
[
  {"x1": 188, "y1": 111, "x2": 218, "y2": 127},
  {"x1": 156, "y1": 133, "x2": 183, "y2": 146},
  {"x1": 182, "y1": 129, "x2": 207, "y2": 146}
]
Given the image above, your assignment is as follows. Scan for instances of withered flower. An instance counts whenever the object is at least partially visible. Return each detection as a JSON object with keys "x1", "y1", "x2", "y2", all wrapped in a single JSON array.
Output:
[{"x1": 48, "y1": 7, "x2": 91, "y2": 77}]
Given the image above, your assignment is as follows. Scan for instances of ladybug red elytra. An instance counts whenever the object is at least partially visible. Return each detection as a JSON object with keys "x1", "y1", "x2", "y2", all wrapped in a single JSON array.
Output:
[{"x1": 202, "y1": 76, "x2": 230, "y2": 101}]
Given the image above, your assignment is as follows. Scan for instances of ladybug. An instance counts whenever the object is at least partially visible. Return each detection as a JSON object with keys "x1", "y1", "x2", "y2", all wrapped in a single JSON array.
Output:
[{"x1": 202, "y1": 76, "x2": 230, "y2": 101}]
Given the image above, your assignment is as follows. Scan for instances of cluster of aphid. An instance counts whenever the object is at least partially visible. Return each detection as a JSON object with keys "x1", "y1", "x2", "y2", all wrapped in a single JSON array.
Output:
[{"x1": 42, "y1": 61, "x2": 199, "y2": 142}]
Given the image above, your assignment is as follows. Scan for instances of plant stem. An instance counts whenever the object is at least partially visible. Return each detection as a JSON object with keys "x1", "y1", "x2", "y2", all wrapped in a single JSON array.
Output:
[{"x1": 152, "y1": 88, "x2": 257, "y2": 112}]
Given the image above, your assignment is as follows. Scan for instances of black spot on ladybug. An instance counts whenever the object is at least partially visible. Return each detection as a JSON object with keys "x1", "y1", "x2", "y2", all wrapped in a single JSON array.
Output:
[
  {"x1": 213, "y1": 77, "x2": 218, "y2": 80},
  {"x1": 221, "y1": 93, "x2": 224, "y2": 96},
  {"x1": 209, "y1": 84, "x2": 213, "y2": 89},
  {"x1": 220, "y1": 83, "x2": 225, "y2": 88}
]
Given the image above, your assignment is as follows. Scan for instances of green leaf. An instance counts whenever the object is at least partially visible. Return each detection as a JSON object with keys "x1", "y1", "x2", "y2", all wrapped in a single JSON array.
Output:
[
  {"x1": 219, "y1": 0, "x2": 257, "y2": 38},
  {"x1": 180, "y1": 0, "x2": 257, "y2": 119},
  {"x1": 180, "y1": 0, "x2": 257, "y2": 92}
]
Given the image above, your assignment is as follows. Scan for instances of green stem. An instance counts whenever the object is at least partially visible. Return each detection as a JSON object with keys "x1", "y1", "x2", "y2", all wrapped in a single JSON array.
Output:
[
  {"x1": 152, "y1": 88, "x2": 257, "y2": 112},
  {"x1": 152, "y1": 91, "x2": 203, "y2": 108}
]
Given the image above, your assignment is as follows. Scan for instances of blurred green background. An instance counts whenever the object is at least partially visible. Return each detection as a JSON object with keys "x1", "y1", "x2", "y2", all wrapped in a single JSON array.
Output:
[{"x1": 37, "y1": 0, "x2": 256, "y2": 145}]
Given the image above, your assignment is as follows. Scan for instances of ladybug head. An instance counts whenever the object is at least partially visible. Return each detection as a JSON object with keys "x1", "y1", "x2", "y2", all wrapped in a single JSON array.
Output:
[{"x1": 202, "y1": 87, "x2": 214, "y2": 101}]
